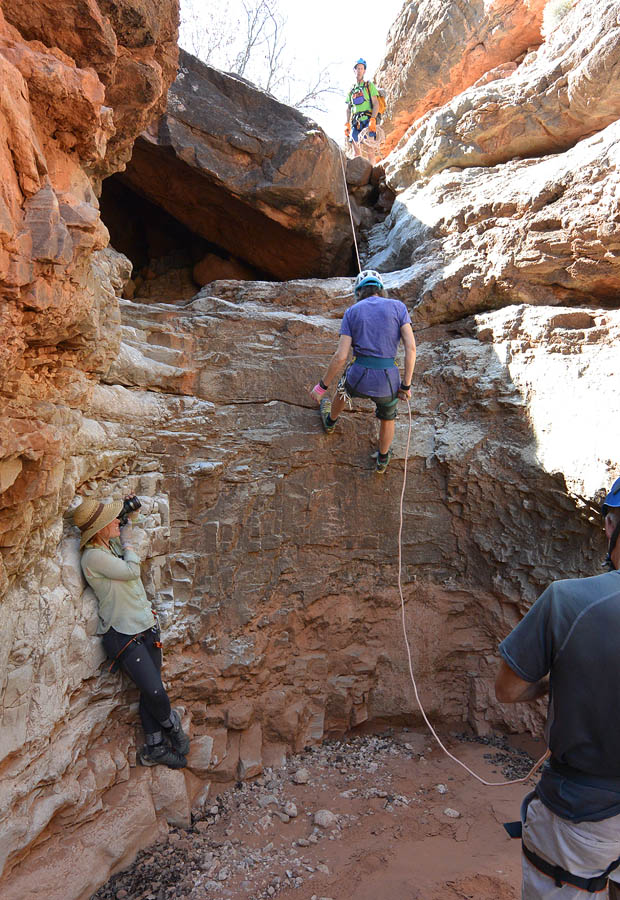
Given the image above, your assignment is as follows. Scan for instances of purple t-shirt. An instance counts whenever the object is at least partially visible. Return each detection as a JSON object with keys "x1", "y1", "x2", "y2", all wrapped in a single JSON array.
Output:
[{"x1": 340, "y1": 296, "x2": 411, "y2": 397}]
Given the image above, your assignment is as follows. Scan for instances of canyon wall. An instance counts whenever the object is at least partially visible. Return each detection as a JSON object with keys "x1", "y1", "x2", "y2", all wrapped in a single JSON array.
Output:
[{"x1": 1, "y1": 0, "x2": 620, "y2": 897}]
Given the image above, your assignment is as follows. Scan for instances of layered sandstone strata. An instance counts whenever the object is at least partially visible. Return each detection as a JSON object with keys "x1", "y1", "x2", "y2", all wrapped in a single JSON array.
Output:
[
  {"x1": 367, "y1": 118, "x2": 620, "y2": 318},
  {"x1": 376, "y1": 0, "x2": 547, "y2": 156},
  {"x1": 0, "y1": 0, "x2": 180, "y2": 894},
  {"x1": 2, "y1": 268, "x2": 615, "y2": 898},
  {"x1": 386, "y1": 0, "x2": 620, "y2": 189}
]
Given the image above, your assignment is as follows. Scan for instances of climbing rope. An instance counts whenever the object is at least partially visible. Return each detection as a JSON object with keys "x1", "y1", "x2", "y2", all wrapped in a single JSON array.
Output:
[
  {"x1": 357, "y1": 123, "x2": 386, "y2": 157},
  {"x1": 397, "y1": 399, "x2": 550, "y2": 787},
  {"x1": 338, "y1": 148, "x2": 362, "y2": 273},
  {"x1": 340, "y1": 134, "x2": 548, "y2": 786}
]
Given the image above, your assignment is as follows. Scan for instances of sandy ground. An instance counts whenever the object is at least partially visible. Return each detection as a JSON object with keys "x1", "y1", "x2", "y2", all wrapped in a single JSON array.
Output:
[{"x1": 93, "y1": 728, "x2": 544, "y2": 900}]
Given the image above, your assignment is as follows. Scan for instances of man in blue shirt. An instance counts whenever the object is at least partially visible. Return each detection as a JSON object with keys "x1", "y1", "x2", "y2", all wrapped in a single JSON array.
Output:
[
  {"x1": 496, "y1": 477, "x2": 620, "y2": 898},
  {"x1": 310, "y1": 270, "x2": 416, "y2": 473}
]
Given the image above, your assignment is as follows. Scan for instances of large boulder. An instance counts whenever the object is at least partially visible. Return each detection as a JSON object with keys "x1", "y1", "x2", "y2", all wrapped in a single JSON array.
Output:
[
  {"x1": 117, "y1": 49, "x2": 353, "y2": 280},
  {"x1": 376, "y1": 0, "x2": 546, "y2": 156}
]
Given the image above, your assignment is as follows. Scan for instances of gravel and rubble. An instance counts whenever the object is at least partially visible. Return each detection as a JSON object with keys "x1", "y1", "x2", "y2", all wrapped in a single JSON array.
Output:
[
  {"x1": 91, "y1": 729, "x2": 537, "y2": 900},
  {"x1": 453, "y1": 732, "x2": 537, "y2": 780}
]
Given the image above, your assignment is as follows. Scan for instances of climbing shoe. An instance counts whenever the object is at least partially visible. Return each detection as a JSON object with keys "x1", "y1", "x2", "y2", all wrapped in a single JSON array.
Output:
[
  {"x1": 320, "y1": 397, "x2": 336, "y2": 434},
  {"x1": 372, "y1": 449, "x2": 393, "y2": 474},
  {"x1": 164, "y1": 708, "x2": 190, "y2": 756},
  {"x1": 139, "y1": 741, "x2": 187, "y2": 769}
]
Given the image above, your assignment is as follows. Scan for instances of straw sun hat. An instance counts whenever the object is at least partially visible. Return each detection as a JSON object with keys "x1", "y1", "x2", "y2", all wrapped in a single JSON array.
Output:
[{"x1": 73, "y1": 497, "x2": 123, "y2": 549}]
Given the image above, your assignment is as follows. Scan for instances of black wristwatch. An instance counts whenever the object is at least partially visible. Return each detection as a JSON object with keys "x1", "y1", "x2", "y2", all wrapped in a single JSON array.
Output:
[
  {"x1": 400, "y1": 382, "x2": 411, "y2": 391},
  {"x1": 319, "y1": 379, "x2": 328, "y2": 390}
]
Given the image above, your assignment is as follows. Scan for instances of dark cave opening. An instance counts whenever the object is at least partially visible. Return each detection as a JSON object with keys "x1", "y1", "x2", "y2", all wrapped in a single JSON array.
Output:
[{"x1": 99, "y1": 176, "x2": 264, "y2": 302}]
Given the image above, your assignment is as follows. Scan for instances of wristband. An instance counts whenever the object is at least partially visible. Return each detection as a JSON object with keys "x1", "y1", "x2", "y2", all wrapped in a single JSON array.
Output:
[
  {"x1": 312, "y1": 382, "x2": 327, "y2": 397},
  {"x1": 400, "y1": 383, "x2": 411, "y2": 391},
  {"x1": 319, "y1": 379, "x2": 328, "y2": 390}
]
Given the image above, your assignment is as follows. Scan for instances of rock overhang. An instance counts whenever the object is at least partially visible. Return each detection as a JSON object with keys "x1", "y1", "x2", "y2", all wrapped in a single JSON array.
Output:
[{"x1": 101, "y1": 49, "x2": 356, "y2": 286}]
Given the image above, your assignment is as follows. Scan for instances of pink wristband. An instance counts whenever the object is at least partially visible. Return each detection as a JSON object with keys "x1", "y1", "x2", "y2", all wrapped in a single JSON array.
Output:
[{"x1": 313, "y1": 383, "x2": 327, "y2": 396}]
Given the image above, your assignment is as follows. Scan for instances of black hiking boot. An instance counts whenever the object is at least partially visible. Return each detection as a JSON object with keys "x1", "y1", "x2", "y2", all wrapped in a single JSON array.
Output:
[
  {"x1": 139, "y1": 740, "x2": 187, "y2": 769},
  {"x1": 164, "y1": 708, "x2": 190, "y2": 756},
  {"x1": 320, "y1": 397, "x2": 336, "y2": 434},
  {"x1": 372, "y1": 449, "x2": 393, "y2": 474}
]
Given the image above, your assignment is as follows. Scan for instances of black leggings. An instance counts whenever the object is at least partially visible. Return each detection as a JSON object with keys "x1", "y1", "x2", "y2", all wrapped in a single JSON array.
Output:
[{"x1": 102, "y1": 626, "x2": 172, "y2": 737}]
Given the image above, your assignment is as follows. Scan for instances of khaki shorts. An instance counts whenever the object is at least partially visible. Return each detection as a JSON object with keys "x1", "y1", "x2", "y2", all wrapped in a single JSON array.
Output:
[{"x1": 522, "y1": 797, "x2": 620, "y2": 899}]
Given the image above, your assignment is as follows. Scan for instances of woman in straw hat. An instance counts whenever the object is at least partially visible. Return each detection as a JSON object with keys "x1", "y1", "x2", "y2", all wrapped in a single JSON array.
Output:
[{"x1": 73, "y1": 496, "x2": 190, "y2": 768}]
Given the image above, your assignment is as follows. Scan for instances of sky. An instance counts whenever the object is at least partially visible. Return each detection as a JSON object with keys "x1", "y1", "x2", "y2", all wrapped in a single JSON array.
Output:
[{"x1": 178, "y1": 0, "x2": 406, "y2": 141}]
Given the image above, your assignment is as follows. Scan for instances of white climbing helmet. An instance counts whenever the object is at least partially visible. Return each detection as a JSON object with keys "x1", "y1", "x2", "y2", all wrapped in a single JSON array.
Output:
[{"x1": 354, "y1": 269, "x2": 384, "y2": 297}]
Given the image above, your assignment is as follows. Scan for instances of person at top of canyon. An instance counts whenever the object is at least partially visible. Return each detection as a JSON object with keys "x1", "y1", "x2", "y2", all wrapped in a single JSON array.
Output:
[
  {"x1": 310, "y1": 269, "x2": 416, "y2": 474},
  {"x1": 73, "y1": 496, "x2": 190, "y2": 769},
  {"x1": 495, "y1": 477, "x2": 620, "y2": 899},
  {"x1": 345, "y1": 57, "x2": 380, "y2": 166}
]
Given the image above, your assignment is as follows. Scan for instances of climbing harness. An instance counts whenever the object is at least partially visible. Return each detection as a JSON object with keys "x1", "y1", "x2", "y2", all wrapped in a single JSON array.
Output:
[
  {"x1": 397, "y1": 398, "x2": 550, "y2": 787},
  {"x1": 108, "y1": 634, "x2": 139, "y2": 673},
  {"x1": 503, "y1": 793, "x2": 620, "y2": 893},
  {"x1": 107, "y1": 620, "x2": 162, "y2": 673}
]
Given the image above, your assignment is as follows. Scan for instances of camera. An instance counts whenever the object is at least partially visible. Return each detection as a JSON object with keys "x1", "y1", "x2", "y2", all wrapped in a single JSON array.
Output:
[{"x1": 117, "y1": 495, "x2": 142, "y2": 526}]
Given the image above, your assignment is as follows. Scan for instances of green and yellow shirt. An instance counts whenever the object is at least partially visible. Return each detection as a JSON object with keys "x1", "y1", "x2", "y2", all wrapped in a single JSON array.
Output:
[{"x1": 346, "y1": 80, "x2": 378, "y2": 117}]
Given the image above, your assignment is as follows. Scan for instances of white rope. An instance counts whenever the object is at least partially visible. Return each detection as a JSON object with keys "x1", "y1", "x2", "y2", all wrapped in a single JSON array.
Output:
[
  {"x1": 339, "y1": 132, "x2": 548, "y2": 786},
  {"x1": 397, "y1": 398, "x2": 550, "y2": 786},
  {"x1": 338, "y1": 148, "x2": 362, "y2": 274}
]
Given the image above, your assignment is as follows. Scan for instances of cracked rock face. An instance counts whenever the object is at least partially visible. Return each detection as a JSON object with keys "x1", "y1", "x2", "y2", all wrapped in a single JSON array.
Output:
[
  {"x1": 2, "y1": 271, "x2": 617, "y2": 897},
  {"x1": 115, "y1": 49, "x2": 354, "y2": 281},
  {"x1": 367, "y1": 119, "x2": 620, "y2": 316}
]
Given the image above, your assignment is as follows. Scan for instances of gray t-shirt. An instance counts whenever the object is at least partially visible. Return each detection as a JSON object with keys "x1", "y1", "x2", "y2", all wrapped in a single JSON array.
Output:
[{"x1": 500, "y1": 570, "x2": 620, "y2": 821}]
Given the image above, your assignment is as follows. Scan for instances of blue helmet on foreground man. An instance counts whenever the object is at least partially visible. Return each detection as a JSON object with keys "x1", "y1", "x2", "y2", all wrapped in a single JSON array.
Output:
[
  {"x1": 495, "y1": 476, "x2": 620, "y2": 898},
  {"x1": 603, "y1": 476, "x2": 620, "y2": 568}
]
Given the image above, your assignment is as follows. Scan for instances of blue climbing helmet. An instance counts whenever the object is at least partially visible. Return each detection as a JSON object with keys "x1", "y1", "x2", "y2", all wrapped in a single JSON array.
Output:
[
  {"x1": 354, "y1": 58, "x2": 367, "y2": 69},
  {"x1": 602, "y1": 477, "x2": 620, "y2": 516},
  {"x1": 602, "y1": 476, "x2": 620, "y2": 569},
  {"x1": 354, "y1": 269, "x2": 384, "y2": 297}
]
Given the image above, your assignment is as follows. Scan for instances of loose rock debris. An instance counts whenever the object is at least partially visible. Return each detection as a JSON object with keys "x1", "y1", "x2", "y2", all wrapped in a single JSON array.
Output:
[{"x1": 92, "y1": 730, "x2": 536, "y2": 900}]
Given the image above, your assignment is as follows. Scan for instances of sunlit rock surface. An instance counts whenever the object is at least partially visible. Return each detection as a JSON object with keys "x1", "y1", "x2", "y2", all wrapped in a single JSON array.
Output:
[
  {"x1": 367, "y1": 119, "x2": 620, "y2": 314},
  {"x1": 386, "y1": 0, "x2": 620, "y2": 189},
  {"x1": 377, "y1": 0, "x2": 546, "y2": 157}
]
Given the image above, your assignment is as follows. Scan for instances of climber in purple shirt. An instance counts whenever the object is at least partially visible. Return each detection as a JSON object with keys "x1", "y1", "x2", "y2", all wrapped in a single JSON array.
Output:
[{"x1": 310, "y1": 270, "x2": 416, "y2": 473}]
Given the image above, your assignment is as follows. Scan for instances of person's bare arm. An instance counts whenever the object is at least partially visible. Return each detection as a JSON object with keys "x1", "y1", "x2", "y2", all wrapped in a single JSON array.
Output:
[
  {"x1": 495, "y1": 659, "x2": 549, "y2": 703},
  {"x1": 310, "y1": 335, "x2": 352, "y2": 403},
  {"x1": 398, "y1": 324, "x2": 416, "y2": 399}
]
